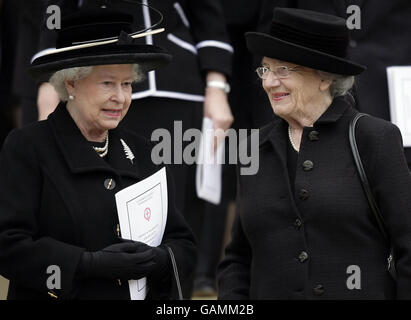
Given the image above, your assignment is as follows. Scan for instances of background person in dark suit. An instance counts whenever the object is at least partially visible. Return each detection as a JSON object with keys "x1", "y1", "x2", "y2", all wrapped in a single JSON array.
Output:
[
  {"x1": 11, "y1": 0, "x2": 49, "y2": 126},
  {"x1": 0, "y1": 0, "x2": 19, "y2": 148},
  {"x1": 193, "y1": 0, "x2": 272, "y2": 297},
  {"x1": 218, "y1": 8, "x2": 411, "y2": 299},
  {"x1": 0, "y1": 8, "x2": 196, "y2": 299}
]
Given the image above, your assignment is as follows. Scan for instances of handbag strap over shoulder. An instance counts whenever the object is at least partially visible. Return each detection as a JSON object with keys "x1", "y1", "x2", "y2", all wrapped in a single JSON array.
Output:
[
  {"x1": 349, "y1": 113, "x2": 390, "y2": 243},
  {"x1": 349, "y1": 113, "x2": 396, "y2": 280}
]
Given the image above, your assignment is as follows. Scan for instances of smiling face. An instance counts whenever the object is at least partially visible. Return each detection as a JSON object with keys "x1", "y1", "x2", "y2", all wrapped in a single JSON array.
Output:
[
  {"x1": 65, "y1": 64, "x2": 134, "y2": 141},
  {"x1": 261, "y1": 57, "x2": 332, "y2": 125}
]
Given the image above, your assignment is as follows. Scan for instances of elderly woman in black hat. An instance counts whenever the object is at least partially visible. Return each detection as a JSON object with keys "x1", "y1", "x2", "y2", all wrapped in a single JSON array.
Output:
[
  {"x1": 217, "y1": 8, "x2": 411, "y2": 299},
  {"x1": 0, "y1": 8, "x2": 196, "y2": 299}
]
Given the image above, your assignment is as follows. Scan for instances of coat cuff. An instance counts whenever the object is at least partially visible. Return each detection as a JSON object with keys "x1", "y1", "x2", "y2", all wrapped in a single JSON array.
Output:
[{"x1": 197, "y1": 43, "x2": 234, "y2": 79}]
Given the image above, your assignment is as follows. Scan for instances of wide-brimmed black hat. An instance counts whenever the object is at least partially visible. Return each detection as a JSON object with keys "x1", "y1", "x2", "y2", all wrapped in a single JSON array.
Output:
[
  {"x1": 29, "y1": 7, "x2": 172, "y2": 82},
  {"x1": 246, "y1": 8, "x2": 366, "y2": 75}
]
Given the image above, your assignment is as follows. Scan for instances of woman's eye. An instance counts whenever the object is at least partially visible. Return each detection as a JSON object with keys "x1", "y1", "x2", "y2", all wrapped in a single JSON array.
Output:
[
  {"x1": 122, "y1": 82, "x2": 132, "y2": 87},
  {"x1": 102, "y1": 81, "x2": 112, "y2": 86}
]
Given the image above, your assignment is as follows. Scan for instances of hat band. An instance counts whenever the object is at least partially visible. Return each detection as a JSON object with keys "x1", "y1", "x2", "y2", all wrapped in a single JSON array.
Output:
[
  {"x1": 270, "y1": 22, "x2": 349, "y2": 58},
  {"x1": 56, "y1": 22, "x2": 132, "y2": 49}
]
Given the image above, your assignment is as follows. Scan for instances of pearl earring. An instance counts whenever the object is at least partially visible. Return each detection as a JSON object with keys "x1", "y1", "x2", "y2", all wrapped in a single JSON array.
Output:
[{"x1": 69, "y1": 95, "x2": 74, "y2": 100}]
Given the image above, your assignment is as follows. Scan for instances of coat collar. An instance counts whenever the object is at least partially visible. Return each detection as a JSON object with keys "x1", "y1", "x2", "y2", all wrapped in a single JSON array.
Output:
[
  {"x1": 48, "y1": 102, "x2": 142, "y2": 179},
  {"x1": 259, "y1": 95, "x2": 350, "y2": 148}
]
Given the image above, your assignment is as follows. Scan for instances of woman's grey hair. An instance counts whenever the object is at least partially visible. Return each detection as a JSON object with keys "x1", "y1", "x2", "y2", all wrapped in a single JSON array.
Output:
[
  {"x1": 49, "y1": 64, "x2": 144, "y2": 101},
  {"x1": 317, "y1": 70, "x2": 355, "y2": 99}
]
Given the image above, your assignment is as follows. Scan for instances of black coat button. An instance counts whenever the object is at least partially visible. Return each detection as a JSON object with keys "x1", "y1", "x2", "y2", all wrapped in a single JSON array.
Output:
[
  {"x1": 299, "y1": 189, "x2": 309, "y2": 200},
  {"x1": 294, "y1": 218, "x2": 302, "y2": 229},
  {"x1": 308, "y1": 131, "x2": 319, "y2": 141},
  {"x1": 313, "y1": 284, "x2": 325, "y2": 296},
  {"x1": 302, "y1": 160, "x2": 314, "y2": 171},
  {"x1": 298, "y1": 251, "x2": 308, "y2": 263},
  {"x1": 104, "y1": 178, "x2": 116, "y2": 190}
]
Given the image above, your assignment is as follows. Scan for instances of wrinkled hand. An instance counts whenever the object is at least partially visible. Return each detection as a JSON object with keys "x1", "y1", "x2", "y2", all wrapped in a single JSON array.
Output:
[{"x1": 82, "y1": 241, "x2": 156, "y2": 280}]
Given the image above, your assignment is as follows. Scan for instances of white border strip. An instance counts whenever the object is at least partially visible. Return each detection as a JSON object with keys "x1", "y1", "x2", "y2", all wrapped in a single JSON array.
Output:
[
  {"x1": 142, "y1": 0, "x2": 153, "y2": 45},
  {"x1": 142, "y1": 1, "x2": 156, "y2": 91},
  {"x1": 153, "y1": 90, "x2": 204, "y2": 101},
  {"x1": 173, "y1": 2, "x2": 190, "y2": 28},
  {"x1": 132, "y1": 90, "x2": 155, "y2": 100},
  {"x1": 132, "y1": 90, "x2": 204, "y2": 102},
  {"x1": 196, "y1": 40, "x2": 234, "y2": 53},
  {"x1": 167, "y1": 34, "x2": 197, "y2": 55}
]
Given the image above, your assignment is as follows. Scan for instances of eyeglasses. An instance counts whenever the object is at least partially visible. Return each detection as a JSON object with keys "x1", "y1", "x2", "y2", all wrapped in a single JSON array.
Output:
[{"x1": 256, "y1": 65, "x2": 300, "y2": 80}]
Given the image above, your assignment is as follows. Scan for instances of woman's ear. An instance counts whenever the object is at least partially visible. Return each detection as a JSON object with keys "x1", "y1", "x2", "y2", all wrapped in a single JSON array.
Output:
[
  {"x1": 64, "y1": 79, "x2": 76, "y2": 96},
  {"x1": 319, "y1": 78, "x2": 333, "y2": 92}
]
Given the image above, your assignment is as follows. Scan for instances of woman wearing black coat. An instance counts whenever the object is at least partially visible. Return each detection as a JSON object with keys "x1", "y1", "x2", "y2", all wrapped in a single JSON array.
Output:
[
  {"x1": 0, "y1": 7, "x2": 196, "y2": 300},
  {"x1": 217, "y1": 8, "x2": 411, "y2": 299}
]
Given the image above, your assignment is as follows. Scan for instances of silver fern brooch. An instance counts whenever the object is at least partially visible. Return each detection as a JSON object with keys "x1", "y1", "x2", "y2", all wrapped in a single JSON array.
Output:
[{"x1": 120, "y1": 139, "x2": 135, "y2": 164}]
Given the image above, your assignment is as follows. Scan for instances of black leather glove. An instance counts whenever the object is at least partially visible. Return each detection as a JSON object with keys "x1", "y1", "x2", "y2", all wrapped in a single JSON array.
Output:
[
  {"x1": 118, "y1": 239, "x2": 171, "y2": 280},
  {"x1": 117, "y1": 239, "x2": 171, "y2": 281},
  {"x1": 77, "y1": 242, "x2": 156, "y2": 280},
  {"x1": 148, "y1": 245, "x2": 171, "y2": 280}
]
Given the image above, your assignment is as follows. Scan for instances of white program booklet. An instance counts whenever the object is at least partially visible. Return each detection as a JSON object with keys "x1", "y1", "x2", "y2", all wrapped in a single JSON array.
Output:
[
  {"x1": 115, "y1": 167, "x2": 168, "y2": 300},
  {"x1": 386, "y1": 66, "x2": 411, "y2": 147},
  {"x1": 195, "y1": 117, "x2": 225, "y2": 205}
]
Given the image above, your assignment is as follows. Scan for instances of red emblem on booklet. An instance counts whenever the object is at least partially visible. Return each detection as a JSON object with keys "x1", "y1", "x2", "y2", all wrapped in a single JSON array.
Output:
[{"x1": 144, "y1": 207, "x2": 151, "y2": 221}]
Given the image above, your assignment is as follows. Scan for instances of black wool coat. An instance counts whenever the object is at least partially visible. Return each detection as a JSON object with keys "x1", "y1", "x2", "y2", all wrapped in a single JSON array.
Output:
[
  {"x1": 0, "y1": 103, "x2": 196, "y2": 299},
  {"x1": 218, "y1": 97, "x2": 411, "y2": 299}
]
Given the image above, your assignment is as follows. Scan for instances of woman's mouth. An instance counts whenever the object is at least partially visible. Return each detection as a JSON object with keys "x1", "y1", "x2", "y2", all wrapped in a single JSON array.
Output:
[
  {"x1": 272, "y1": 92, "x2": 290, "y2": 101},
  {"x1": 102, "y1": 109, "x2": 122, "y2": 117}
]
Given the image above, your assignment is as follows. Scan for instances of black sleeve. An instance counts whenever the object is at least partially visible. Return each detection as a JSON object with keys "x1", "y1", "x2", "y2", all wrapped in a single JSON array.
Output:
[
  {"x1": 357, "y1": 117, "x2": 411, "y2": 299},
  {"x1": 0, "y1": 129, "x2": 85, "y2": 298},
  {"x1": 136, "y1": 136, "x2": 197, "y2": 299},
  {"x1": 217, "y1": 174, "x2": 251, "y2": 299},
  {"x1": 187, "y1": 0, "x2": 233, "y2": 78},
  {"x1": 366, "y1": 123, "x2": 411, "y2": 299},
  {"x1": 151, "y1": 165, "x2": 197, "y2": 299}
]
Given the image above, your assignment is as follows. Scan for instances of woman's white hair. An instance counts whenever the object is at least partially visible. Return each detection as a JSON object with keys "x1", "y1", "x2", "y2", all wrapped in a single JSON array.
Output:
[
  {"x1": 49, "y1": 64, "x2": 144, "y2": 101},
  {"x1": 317, "y1": 70, "x2": 355, "y2": 99}
]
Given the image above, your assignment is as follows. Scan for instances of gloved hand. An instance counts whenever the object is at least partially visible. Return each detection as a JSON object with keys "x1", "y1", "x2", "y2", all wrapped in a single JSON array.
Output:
[
  {"x1": 78, "y1": 241, "x2": 156, "y2": 280},
  {"x1": 118, "y1": 239, "x2": 171, "y2": 280}
]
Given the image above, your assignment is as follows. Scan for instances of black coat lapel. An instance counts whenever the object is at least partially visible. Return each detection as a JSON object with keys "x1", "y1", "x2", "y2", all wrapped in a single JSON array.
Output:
[
  {"x1": 48, "y1": 102, "x2": 142, "y2": 179},
  {"x1": 260, "y1": 118, "x2": 290, "y2": 187}
]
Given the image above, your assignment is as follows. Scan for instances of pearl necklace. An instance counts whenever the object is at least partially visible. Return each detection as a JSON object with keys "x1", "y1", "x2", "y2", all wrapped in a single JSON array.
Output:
[
  {"x1": 288, "y1": 126, "x2": 299, "y2": 152},
  {"x1": 93, "y1": 133, "x2": 109, "y2": 157}
]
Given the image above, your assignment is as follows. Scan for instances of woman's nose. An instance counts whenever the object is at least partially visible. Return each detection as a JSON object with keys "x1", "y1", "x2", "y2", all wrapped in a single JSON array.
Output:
[
  {"x1": 111, "y1": 84, "x2": 126, "y2": 103},
  {"x1": 263, "y1": 72, "x2": 282, "y2": 88}
]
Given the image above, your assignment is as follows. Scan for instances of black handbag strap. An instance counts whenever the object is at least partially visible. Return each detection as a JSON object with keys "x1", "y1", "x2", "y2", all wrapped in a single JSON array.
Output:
[
  {"x1": 166, "y1": 245, "x2": 183, "y2": 300},
  {"x1": 349, "y1": 113, "x2": 396, "y2": 279},
  {"x1": 349, "y1": 113, "x2": 390, "y2": 243}
]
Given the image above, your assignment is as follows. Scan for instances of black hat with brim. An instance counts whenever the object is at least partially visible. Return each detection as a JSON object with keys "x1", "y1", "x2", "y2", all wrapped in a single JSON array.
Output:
[
  {"x1": 29, "y1": 7, "x2": 172, "y2": 82},
  {"x1": 245, "y1": 8, "x2": 366, "y2": 76}
]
